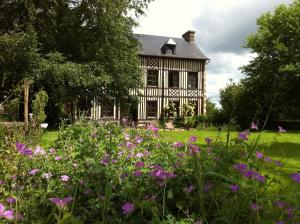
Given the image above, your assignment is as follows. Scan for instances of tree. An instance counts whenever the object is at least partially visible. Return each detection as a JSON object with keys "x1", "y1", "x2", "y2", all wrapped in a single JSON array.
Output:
[
  {"x1": 0, "y1": 0, "x2": 152, "y2": 125},
  {"x1": 241, "y1": 0, "x2": 300, "y2": 125}
]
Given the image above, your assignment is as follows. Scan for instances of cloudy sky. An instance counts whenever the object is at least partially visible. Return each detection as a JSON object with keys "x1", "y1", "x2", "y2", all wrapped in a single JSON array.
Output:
[{"x1": 134, "y1": 0, "x2": 292, "y2": 105}]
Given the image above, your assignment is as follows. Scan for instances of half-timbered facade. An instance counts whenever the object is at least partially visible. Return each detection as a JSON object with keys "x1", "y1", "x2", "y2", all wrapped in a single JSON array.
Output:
[{"x1": 91, "y1": 30, "x2": 209, "y2": 122}]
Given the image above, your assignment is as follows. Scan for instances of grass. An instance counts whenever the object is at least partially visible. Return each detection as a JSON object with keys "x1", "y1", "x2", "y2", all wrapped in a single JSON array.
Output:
[{"x1": 40, "y1": 129, "x2": 300, "y2": 171}]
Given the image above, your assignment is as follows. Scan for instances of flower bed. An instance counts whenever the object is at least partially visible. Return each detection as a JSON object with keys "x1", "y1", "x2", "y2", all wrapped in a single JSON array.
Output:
[{"x1": 0, "y1": 122, "x2": 299, "y2": 223}]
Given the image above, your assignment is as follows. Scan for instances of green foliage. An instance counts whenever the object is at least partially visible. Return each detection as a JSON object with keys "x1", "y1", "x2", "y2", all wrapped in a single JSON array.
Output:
[
  {"x1": 32, "y1": 90, "x2": 48, "y2": 124},
  {"x1": 1, "y1": 122, "x2": 300, "y2": 223},
  {"x1": 0, "y1": 0, "x2": 152, "y2": 125},
  {"x1": 239, "y1": 0, "x2": 300, "y2": 126}
]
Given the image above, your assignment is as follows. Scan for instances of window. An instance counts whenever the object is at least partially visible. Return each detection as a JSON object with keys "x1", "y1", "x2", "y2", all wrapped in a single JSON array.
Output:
[
  {"x1": 169, "y1": 101, "x2": 180, "y2": 117},
  {"x1": 168, "y1": 71, "x2": 179, "y2": 88},
  {"x1": 147, "y1": 70, "x2": 159, "y2": 87},
  {"x1": 102, "y1": 104, "x2": 114, "y2": 117},
  {"x1": 189, "y1": 101, "x2": 198, "y2": 115},
  {"x1": 146, "y1": 101, "x2": 157, "y2": 118},
  {"x1": 188, "y1": 72, "x2": 198, "y2": 89}
]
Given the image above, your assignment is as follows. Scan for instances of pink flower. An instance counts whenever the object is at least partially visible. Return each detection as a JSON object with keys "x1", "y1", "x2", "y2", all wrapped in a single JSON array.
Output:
[
  {"x1": 189, "y1": 136, "x2": 197, "y2": 142},
  {"x1": 55, "y1": 156, "x2": 62, "y2": 161},
  {"x1": 42, "y1": 172, "x2": 52, "y2": 179},
  {"x1": 135, "y1": 136, "x2": 143, "y2": 144},
  {"x1": 135, "y1": 152, "x2": 144, "y2": 158},
  {"x1": 278, "y1": 126, "x2": 286, "y2": 133},
  {"x1": 126, "y1": 142, "x2": 135, "y2": 149},
  {"x1": 61, "y1": 175, "x2": 70, "y2": 182},
  {"x1": 183, "y1": 185, "x2": 194, "y2": 193},
  {"x1": 121, "y1": 202, "x2": 135, "y2": 215},
  {"x1": 29, "y1": 169, "x2": 39, "y2": 175},
  {"x1": 0, "y1": 203, "x2": 14, "y2": 220},
  {"x1": 34, "y1": 146, "x2": 46, "y2": 155},
  {"x1": 49, "y1": 148, "x2": 56, "y2": 154},
  {"x1": 250, "y1": 122, "x2": 259, "y2": 130},
  {"x1": 49, "y1": 197, "x2": 73, "y2": 208},
  {"x1": 135, "y1": 162, "x2": 145, "y2": 168}
]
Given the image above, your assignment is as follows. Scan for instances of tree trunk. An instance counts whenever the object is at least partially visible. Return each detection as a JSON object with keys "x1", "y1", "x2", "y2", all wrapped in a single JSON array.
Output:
[{"x1": 24, "y1": 79, "x2": 30, "y2": 136}]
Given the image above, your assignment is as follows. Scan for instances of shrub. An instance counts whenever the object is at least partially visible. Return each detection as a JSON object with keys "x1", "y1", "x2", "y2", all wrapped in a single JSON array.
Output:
[{"x1": 0, "y1": 122, "x2": 299, "y2": 223}]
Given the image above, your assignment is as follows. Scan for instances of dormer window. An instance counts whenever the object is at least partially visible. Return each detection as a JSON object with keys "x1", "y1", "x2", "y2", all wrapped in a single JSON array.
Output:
[{"x1": 161, "y1": 38, "x2": 177, "y2": 55}]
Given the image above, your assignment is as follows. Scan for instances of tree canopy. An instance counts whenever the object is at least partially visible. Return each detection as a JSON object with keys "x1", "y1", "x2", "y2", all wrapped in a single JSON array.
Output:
[
  {"x1": 219, "y1": 0, "x2": 300, "y2": 129},
  {"x1": 0, "y1": 0, "x2": 151, "y2": 125}
]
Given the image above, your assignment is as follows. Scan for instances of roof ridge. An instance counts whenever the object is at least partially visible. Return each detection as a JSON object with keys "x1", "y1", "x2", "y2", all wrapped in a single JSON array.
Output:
[{"x1": 134, "y1": 33, "x2": 182, "y2": 40}]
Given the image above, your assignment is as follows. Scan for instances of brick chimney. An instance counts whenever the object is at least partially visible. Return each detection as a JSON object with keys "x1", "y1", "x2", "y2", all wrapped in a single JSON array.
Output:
[{"x1": 182, "y1": 30, "x2": 195, "y2": 44}]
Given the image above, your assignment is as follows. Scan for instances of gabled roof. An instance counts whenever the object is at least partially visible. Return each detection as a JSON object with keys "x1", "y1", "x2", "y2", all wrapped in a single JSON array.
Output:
[{"x1": 134, "y1": 34, "x2": 209, "y2": 60}]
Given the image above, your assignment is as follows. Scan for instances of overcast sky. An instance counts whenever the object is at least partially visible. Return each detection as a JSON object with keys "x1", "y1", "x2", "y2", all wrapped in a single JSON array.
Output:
[{"x1": 134, "y1": 0, "x2": 292, "y2": 105}]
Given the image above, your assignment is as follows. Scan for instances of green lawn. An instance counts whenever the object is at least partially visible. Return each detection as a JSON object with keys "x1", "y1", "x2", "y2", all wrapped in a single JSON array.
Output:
[
  {"x1": 41, "y1": 129, "x2": 300, "y2": 171},
  {"x1": 159, "y1": 130, "x2": 300, "y2": 174}
]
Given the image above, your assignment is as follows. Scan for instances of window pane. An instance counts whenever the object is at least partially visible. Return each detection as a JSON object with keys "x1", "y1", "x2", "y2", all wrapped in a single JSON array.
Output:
[
  {"x1": 102, "y1": 104, "x2": 114, "y2": 117},
  {"x1": 146, "y1": 101, "x2": 157, "y2": 118},
  {"x1": 168, "y1": 71, "x2": 179, "y2": 88},
  {"x1": 188, "y1": 72, "x2": 198, "y2": 89},
  {"x1": 147, "y1": 70, "x2": 158, "y2": 87}
]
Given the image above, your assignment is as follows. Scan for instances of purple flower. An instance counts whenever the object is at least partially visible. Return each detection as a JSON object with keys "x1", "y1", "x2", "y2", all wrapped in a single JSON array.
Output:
[
  {"x1": 120, "y1": 173, "x2": 128, "y2": 180},
  {"x1": 256, "y1": 151, "x2": 264, "y2": 159},
  {"x1": 133, "y1": 170, "x2": 142, "y2": 177},
  {"x1": 83, "y1": 189, "x2": 92, "y2": 195},
  {"x1": 276, "y1": 221, "x2": 285, "y2": 224},
  {"x1": 189, "y1": 135, "x2": 197, "y2": 142},
  {"x1": 135, "y1": 152, "x2": 144, "y2": 158},
  {"x1": 204, "y1": 182, "x2": 213, "y2": 192},
  {"x1": 16, "y1": 142, "x2": 33, "y2": 155},
  {"x1": 234, "y1": 163, "x2": 248, "y2": 172},
  {"x1": 29, "y1": 169, "x2": 39, "y2": 175},
  {"x1": 61, "y1": 175, "x2": 70, "y2": 182},
  {"x1": 250, "y1": 202, "x2": 261, "y2": 211},
  {"x1": 0, "y1": 204, "x2": 14, "y2": 220},
  {"x1": 135, "y1": 136, "x2": 143, "y2": 144},
  {"x1": 290, "y1": 173, "x2": 300, "y2": 183},
  {"x1": 275, "y1": 201, "x2": 286, "y2": 209},
  {"x1": 238, "y1": 132, "x2": 248, "y2": 141},
  {"x1": 124, "y1": 133, "x2": 130, "y2": 140},
  {"x1": 121, "y1": 202, "x2": 135, "y2": 215},
  {"x1": 173, "y1": 141, "x2": 184, "y2": 148},
  {"x1": 49, "y1": 197, "x2": 73, "y2": 208},
  {"x1": 274, "y1": 160, "x2": 283, "y2": 167},
  {"x1": 147, "y1": 124, "x2": 159, "y2": 134},
  {"x1": 264, "y1": 157, "x2": 272, "y2": 162},
  {"x1": 205, "y1": 137, "x2": 213, "y2": 145},
  {"x1": 100, "y1": 154, "x2": 110, "y2": 166},
  {"x1": 230, "y1": 184, "x2": 239, "y2": 193},
  {"x1": 126, "y1": 142, "x2": 135, "y2": 149},
  {"x1": 183, "y1": 185, "x2": 194, "y2": 193},
  {"x1": 55, "y1": 156, "x2": 62, "y2": 161},
  {"x1": 0, "y1": 180, "x2": 4, "y2": 185},
  {"x1": 250, "y1": 122, "x2": 259, "y2": 130},
  {"x1": 278, "y1": 126, "x2": 286, "y2": 133},
  {"x1": 6, "y1": 197, "x2": 16, "y2": 204},
  {"x1": 135, "y1": 162, "x2": 145, "y2": 168},
  {"x1": 189, "y1": 144, "x2": 200, "y2": 155}
]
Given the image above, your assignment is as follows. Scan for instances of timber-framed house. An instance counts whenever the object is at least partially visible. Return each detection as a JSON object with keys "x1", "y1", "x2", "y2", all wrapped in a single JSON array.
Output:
[{"x1": 91, "y1": 31, "x2": 209, "y2": 122}]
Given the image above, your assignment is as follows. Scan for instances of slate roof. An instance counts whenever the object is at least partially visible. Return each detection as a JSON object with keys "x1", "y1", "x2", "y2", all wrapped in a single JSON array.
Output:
[{"x1": 134, "y1": 34, "x2": 209, "y2": 60}]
